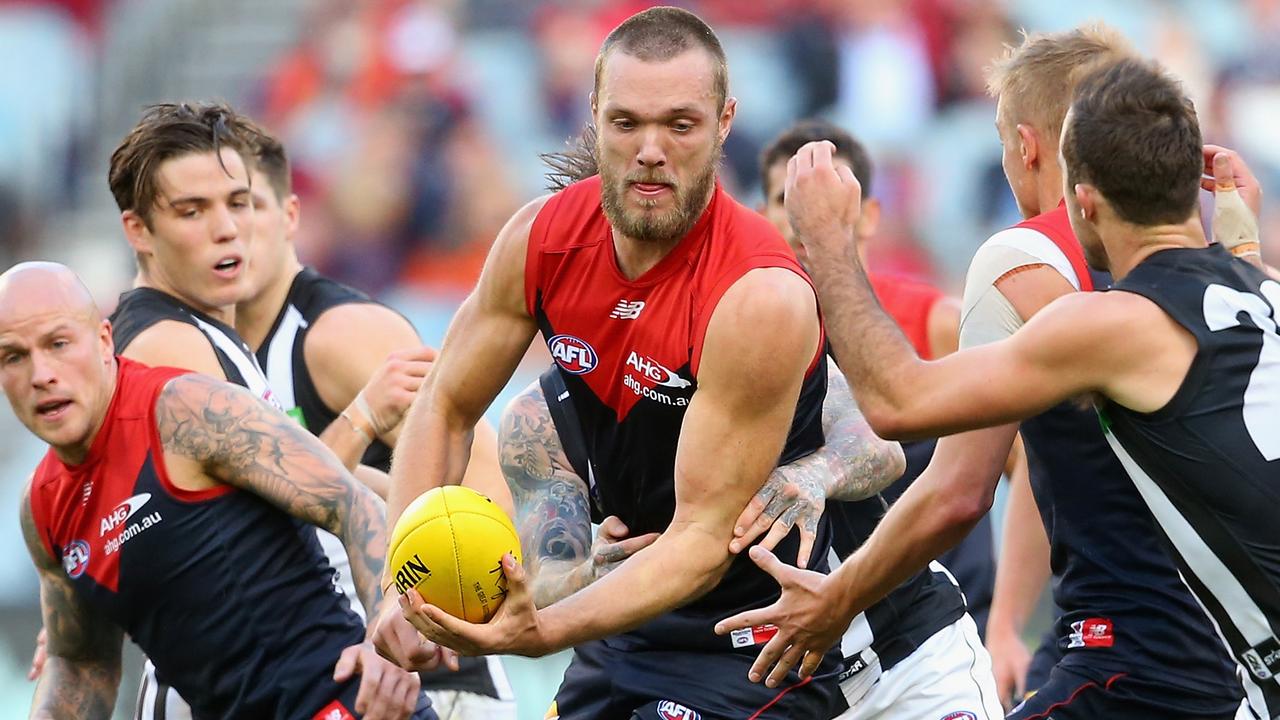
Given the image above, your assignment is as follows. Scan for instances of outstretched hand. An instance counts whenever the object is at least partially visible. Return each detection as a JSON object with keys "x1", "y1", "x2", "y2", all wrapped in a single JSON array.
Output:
[{"x1": 714, "y1": 545, "x2": 852, "y2": 688}]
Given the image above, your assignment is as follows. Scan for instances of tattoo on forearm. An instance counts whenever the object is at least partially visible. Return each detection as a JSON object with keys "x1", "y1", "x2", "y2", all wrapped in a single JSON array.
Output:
[
  {"x1": 498, "y1": 383, "x2": 594, "y2": 607},
  {"x1": 31, "y1": 657, "x2": 119, "y2": 720},
  {"x1": 22, "y1": 486, "x2": 122, "y2": 720},
  {"x1": 813, "y1": 368, "x2": 904, "y2": 502},
  {"x1": 155, "y1": 375, "x2": 388, "y2": 617}
]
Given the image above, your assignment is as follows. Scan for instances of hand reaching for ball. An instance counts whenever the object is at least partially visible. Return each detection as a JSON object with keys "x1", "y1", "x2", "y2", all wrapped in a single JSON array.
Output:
[{"x1": 400, "y1": 553, "x2": 552, "y2": 658}]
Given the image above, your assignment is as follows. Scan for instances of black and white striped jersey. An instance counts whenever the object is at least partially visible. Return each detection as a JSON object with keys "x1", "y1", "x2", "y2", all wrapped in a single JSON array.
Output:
[
  {"x1": 111, "y1": 288, "x2": 276, "y2": 408},
  {"x1": 255, "y1": 268, "x2": 509, "y2": 700},
  {"x1": 1104, "y1": 244, "x2": 1280, "y2": 718}
]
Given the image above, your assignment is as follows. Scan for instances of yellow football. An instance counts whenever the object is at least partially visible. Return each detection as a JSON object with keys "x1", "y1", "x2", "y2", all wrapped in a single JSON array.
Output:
[{"x1": 388, "y1": 485, "x2": 521, "y2": 622}]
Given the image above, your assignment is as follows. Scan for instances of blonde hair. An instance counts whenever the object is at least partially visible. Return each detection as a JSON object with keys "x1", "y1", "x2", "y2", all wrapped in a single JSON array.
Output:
[{"x1": 986, "y1": 23, "x2": 1133, "y2": 141}]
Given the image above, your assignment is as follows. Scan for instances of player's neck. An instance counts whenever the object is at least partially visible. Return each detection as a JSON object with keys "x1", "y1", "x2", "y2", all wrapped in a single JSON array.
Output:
[
  {"x1": 235, "y1": 256, "x2": 303, "y2": 351},
  {"x1": 611, "y1": 188, "x2": 714, "y2": 280},
  {"x1": 1105, "y1": 217, "x2": 1207, "y2": 280},
  {"x1": 611, "y1": 231, "x2": 683, "y2": 279},
  {"x1": 134, "y1": 270, "x2": 234, "y2": 324},
  {"x1": 1031, "y1": 166, "x2": 1064, "y2": 218}
]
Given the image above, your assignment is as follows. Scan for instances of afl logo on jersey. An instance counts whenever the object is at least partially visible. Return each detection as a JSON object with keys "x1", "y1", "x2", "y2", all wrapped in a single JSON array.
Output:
[
  {"x1": 939, "y1": 713, "x2": 977, "y2": 720},
  {"x1": 62, "y1": 540, "x2": 90, "y2": 579},
  {"x1": 656, "y1": 701, "x2": 700, "y2": 720},
  {"x1": 549, "y1": 334, "x2": 597, "y2": 375}
]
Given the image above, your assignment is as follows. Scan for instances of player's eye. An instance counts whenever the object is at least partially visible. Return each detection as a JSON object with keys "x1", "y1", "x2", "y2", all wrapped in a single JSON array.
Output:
[
  {"x1": 612, "y1": 119, "x2": 636, "y2": 132},
  {"x1": 672, "y1": 121, "x2": 694, "y2": 133}
]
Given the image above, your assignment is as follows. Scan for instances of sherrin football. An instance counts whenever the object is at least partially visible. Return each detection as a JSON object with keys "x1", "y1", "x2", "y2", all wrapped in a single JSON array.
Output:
[{"x1": 388, "y1": 485, "x2": 521, "y2": 622}]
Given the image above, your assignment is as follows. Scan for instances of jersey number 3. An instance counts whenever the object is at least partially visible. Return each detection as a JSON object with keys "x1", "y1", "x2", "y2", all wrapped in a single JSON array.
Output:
[{"x1": 1203, "y1": 280, "x2": 1280, "y2": 461}]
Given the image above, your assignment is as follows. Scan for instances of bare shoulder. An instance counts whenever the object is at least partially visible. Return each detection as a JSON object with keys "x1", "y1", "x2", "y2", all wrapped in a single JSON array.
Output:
[
  {"x1": 19, "y1": 472, "x2": 55, "y2": 568},
  {"x1": 702, "y1": 268, "x2": 819, "y2": 390},
  {"x1": 476, "y1": 194, "x2": 553, "y2": 315},
  {"x1": 1021, "y1": 290, "x2": 1173, "y2": 360},
  {"x1": 308, "y1": 303, "x2": 418, "y2": 351},
  {"x1": 120, "y1": 321, "x2": 226, "y2": 379},
  {"x1": 716, "y1": 267, "x2": 818, "y2": 325}
]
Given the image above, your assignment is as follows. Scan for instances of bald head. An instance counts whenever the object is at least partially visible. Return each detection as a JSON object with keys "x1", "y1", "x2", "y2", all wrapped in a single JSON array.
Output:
[{"x1": 0, "y1": 262, "x2": 101, "y2": 329}]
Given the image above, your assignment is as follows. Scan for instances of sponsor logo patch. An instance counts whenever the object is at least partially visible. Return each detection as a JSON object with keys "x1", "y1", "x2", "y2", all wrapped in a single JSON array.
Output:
[
  {"x1": 100, "y1": 493, "x2": 152, "y2": 536},
  {"x1": 1242, "y1": 637, "x2": 1280, "y2": 681},
  {"x1": 610, "y1": 299, "x2": 646, "y2": 320},
  {"x1": 62, "y1": 540, "x2": 90, "y2": 579},
  {"x1": 656, "y1": 700, "x2": 701, "y2": 720},
  {"x1": 1067, "y1": 617, "x2": 1114, "y2": 648},
  {"x1": 312, "y1": 700, "x2": 355, "y2": 720},
  {"x1": 549, "y1": 334, "x2": 597, "y2": 375},
  {"x1": 729, "y1": 624, "x2": 779, "y2": 648},
  {"x1": 625, "y1": 352, "x2": 691, "y2": 389}
]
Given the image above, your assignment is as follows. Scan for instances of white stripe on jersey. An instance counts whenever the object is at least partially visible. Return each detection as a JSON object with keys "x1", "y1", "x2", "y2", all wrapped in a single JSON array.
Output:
[
  {"x1": 189, "y1": 315, "x2": 279, "y2": 409},
  {"x1": 1106, "y1": 429, "x2": 1278, "y2": 718},
  {"x1": 264, "y1": 304, "x2": 307, "y2": 410}
]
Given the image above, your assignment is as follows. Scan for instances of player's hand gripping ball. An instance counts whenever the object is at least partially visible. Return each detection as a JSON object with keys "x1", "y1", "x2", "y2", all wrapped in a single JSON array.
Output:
[{"x1": 388, "y1": 486, "x2": 521, "y2": 622}]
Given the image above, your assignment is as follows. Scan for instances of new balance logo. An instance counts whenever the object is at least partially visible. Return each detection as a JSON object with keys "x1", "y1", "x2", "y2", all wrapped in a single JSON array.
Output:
[{"x1": 610, "y1": 300, "x2": 646, "y2": 320}]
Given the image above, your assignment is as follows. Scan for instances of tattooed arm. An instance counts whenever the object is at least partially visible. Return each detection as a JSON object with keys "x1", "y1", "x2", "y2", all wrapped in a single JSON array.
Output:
[
  {"x1": 21, "y1": 482, "x2": 122, "y2": 720},
  {"x1": 730, "y1": 365, "x2": 905, "y2": 568},
  {"x1": 498, "y1": 382, "x2": 658, "y2": 608},
  {"x1": 154, "y1": 373, "x2": 389, "y2": 625}
]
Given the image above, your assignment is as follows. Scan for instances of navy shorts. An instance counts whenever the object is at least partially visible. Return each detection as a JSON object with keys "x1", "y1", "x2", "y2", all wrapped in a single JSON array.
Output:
[
  {"x1": 550, "y1": 639, "x2": 840, "y2": 720},
  {"x1": 1007, "y1": 664, "x2": 1237, "y2": 720}
]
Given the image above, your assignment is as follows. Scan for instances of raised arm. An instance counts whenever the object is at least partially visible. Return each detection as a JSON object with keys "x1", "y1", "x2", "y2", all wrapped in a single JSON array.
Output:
[
  {"x1": 786, "y1": 141, "x2": 1184, "y2": 439},
  {"x1": 385, "y1": 198, "x2": 545, "y2": 531},
  {"x1": 499, "y1": 381, "x2": 658, "y2": 608},
  {"x1": 154, "y1": 374, "x2": 389, "y2": 623},
  {"x1": 405, "y1": 268, "x2": 822, "y2": 656},
  {"x1": 21, "y1": 484, "x2": 122, "y2": 720}
]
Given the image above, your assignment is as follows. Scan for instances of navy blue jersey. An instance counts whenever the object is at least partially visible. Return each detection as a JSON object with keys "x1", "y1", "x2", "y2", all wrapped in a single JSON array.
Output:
[
  {"x1": 1104, "y1": 244, "x2": 1280, "y2": 717},
  {"x1": 29, "y1": 360, "x2": 368, "y2": 719}
]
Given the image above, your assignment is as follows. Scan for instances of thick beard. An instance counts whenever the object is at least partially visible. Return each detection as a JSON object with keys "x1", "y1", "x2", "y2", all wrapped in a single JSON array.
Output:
[{"x1": 599, "y1": 142, "x2": 721, "y2": 244}]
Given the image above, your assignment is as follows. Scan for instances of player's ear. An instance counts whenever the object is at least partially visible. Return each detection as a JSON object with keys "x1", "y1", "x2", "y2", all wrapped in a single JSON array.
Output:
[
  {"x1": 856, "y1": 197, "x2": 881, "y2": 239},
  {"x1": 718, "y1": 97, "x2": 737, "y2": 144},
  {"x1": 1074, "y1": 183, "x2": 1098, "y2": 222},
  {"x1": 99, "y1": 319, "x2": 115, "y2": 363},
  {"x1": 284, "y1": 194, "x2": 301, "y2": 238},
  {"x1": 121, "y1": 210, "x2": 152, "y2": 257},
  {"x1": 1016, "y1": 123, "x2": 1038, "y2": 170},
  {"x1": 589, "y1": 91, "x2": 598, "y2": 119}
]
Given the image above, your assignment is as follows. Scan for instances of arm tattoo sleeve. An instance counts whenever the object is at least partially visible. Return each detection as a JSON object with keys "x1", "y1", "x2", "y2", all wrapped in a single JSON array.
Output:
[
  {"x1": 498, "y1": 382, "x2": 595, "y2": 608},
  {"x1": 21, "y1": 485, "x2": 122, "y2": 720},
  {"x1": 777, "y1": 367, "x2": 905, "y2": 503},
  {"x1": 155, "y1": 374, "x2": 388, "y2": 619}
]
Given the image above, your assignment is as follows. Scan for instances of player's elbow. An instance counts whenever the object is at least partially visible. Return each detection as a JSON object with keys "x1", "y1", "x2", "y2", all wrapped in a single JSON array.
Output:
[
  {"x1": 938, "y1": 471, "x2": 996, "y2": 529},
  {"x1": 861, "y1": 400, "x2": 913, "y2": 441},
  {"x1": 667, "y1": 521, "x2": 737, "y2": 597},
  {"x1": 881, "y1": 441, "x2": 907, "y2": 485}
]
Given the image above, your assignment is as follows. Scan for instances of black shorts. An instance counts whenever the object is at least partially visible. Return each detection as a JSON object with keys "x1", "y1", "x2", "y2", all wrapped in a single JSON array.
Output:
[
  {"x1": 550, "y1": 639, "x2": 840, "y2": 720},
  {"x1": 1007, "y1": 664, "x2": 1237, "y2": 720}
]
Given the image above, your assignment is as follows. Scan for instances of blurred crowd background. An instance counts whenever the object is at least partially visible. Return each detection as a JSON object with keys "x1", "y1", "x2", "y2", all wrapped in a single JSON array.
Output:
[{"x1": 1, "y1": 0, "x2": 1278, "y2": 717}]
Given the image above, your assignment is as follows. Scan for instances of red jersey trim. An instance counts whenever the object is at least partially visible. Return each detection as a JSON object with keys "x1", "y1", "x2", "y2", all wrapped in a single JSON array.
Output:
[
  {"x1": 147, "y1": 376, "x2": 235, "y2": 503},
  {"x1": 690, "y1": 255, "x2": 825, "y2": 378},
  {"x1": 525, "y1": 191, "x2": 563, "y2": 318},
  {"x1": 1017, "y1": 203, "x2": 1093, "y2": 292}
]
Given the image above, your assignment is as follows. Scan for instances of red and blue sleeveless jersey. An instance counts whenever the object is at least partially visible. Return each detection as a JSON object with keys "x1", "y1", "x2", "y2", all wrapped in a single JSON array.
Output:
[
  {"x1": 28, "y1": 358, "x2": 366, "y2": 719},
  {"x1": 525, "y1": 176, "x2": 831, "y2": 652}
]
